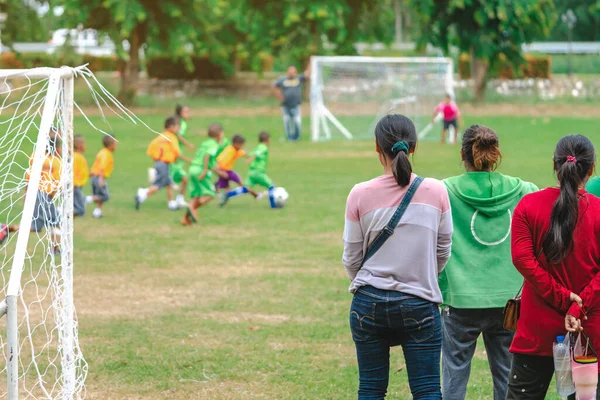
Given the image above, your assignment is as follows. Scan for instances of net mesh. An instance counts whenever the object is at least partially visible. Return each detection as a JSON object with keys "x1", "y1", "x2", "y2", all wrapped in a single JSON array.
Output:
[
  {"x1": 0, "y1": 67, "x2": 155, "y2": 399},
  {"x1": 311, "y1": 58, "x2": 454, "y2": 141},
  {"x1": 0, "y1": 70, "x2": 85, "y2": 399}
]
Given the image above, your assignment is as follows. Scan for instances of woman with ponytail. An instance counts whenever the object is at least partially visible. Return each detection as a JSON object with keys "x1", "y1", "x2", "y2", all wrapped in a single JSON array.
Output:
[
  {"x1": 507, "y1": 134, "x2": 600, "y2": 399},
  {"x1": 343, "y1": 114, "x2": 453, "y2": 399},
  {"x1": 439, "y1": 125, "x2": 538, "y2": 400}
]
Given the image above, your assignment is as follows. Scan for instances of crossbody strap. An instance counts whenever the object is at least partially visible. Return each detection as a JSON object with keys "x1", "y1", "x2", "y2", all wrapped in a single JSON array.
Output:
[{"x1": 361, "y1": 176, "x2": 424, "y2": 267}]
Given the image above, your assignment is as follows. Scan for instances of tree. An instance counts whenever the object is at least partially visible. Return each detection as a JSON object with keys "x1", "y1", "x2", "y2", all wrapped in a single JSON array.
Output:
[
  {"x1": 548, "y1": 0, "x2": 600, "y2": 41},
  {"x1": 409, "y1": 0, "x2": 556, "y2": 101},
  {"x1": 236, "y1": 0, "x2": 395, "y2": 67},
  {"x1": 53, "y1": 0, "x2": 203, "y2": 105},
  {"x1": 53, "y1": 0, "x2": 393, "y2": 104},
  {"x1": 1, "y1": 0, "x2": 50, "y2": 46}
]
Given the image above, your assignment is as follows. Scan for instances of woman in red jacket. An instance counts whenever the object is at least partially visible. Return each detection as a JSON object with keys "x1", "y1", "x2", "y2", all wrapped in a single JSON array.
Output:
[{"x1": 507, "y1": 134, "x2": 600, "y2": 399}]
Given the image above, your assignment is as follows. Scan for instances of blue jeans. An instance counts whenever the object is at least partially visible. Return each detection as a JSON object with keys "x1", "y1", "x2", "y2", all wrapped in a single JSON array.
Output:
[
  {"x1": 281, "y1": 105, "x2": 301, "y2": 141},
  {"x1": 442, "y1": 307, "x2": 513, "y2": 400},
  {"x1": 350, "y1": 285, "x2": 442, "y2": 400}
]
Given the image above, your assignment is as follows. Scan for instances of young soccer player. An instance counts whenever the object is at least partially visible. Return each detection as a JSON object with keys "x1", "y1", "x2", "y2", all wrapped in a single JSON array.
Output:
[
  {"x1": 181, "y1": 123, "x2": 228, "y2": 225},
  {"x1": 73, "y1": 135, "x2": 89, "y2": 217},
  {"x1": 29, "y1": 135, "x2": 62, "y2": 254},
  {"x1": 86, "y1": 135, "x2": 117, "y2": 218},
  {"x1": 228, "y1": 131, "x2": 278, "y2": 208},
  {"x1": 217, "y1": 134, "x2": 258, "y2": 207},
  {"x1": 136, "y1": 116, "x2": 189, "y2": 210},
  {"x1": 170, "y1": 104, "x2": 195, "y2": 208},
  {"x1": 433, "y1": 94, "x2": 462, "y2": 145}
]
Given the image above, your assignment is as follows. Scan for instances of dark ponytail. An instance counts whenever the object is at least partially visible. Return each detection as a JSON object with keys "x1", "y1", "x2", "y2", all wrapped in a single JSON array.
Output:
[
  {"x1": 461, "y1": 124, "x2": 502, "y2": 171},
  {"x1": 543, "y1": 134, "x2": 595, "y2": 263},
  {"x1": 175, "y1": 104, "x2": 184, "y2": 116},
  {"x1": 374, "y1": 114, "x2": 418, "y2": 187}
]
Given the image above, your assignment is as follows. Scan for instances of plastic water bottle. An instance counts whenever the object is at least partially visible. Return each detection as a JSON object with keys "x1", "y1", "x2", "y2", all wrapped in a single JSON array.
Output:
[{"x1": 554, "y1": 335, "x2": 576, "y2": 397}]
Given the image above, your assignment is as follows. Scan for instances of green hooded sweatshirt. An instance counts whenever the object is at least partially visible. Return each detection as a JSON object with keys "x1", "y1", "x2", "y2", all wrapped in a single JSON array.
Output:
[{"x1": 439, "y1": 172, "x2": 538, "y2": 309}]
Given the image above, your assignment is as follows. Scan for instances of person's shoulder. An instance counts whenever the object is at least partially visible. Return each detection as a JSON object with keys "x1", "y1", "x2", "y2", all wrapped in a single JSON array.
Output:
[
  {"x1": 349, "y1": 176, "x2": 388, "y2": 197},
  {"x1": 520, "y1": 180, "x2": 539, "y2": 195},
  {"x1": 420, "y1": 176, "x2": 447, "y2": 194},
  {"x1": 519, "y1": 187, "x2": 554, "y2": 206}
]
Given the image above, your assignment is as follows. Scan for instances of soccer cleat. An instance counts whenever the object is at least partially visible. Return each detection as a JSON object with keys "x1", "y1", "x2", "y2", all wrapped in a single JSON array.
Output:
[{"x1": 219, "y1": 194, "x2": 229, "y2": 208}]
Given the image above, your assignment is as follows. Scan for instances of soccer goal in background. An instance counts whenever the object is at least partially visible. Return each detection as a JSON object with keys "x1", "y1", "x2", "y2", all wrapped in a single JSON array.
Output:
[{"x1": 309, "y1": 56, "x2": 455, "y2": 142}]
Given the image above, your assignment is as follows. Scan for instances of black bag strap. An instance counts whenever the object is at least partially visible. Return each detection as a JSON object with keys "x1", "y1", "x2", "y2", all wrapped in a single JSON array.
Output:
[{"x1": 361, "y1": 176, "x2": 424, "y2": 267}]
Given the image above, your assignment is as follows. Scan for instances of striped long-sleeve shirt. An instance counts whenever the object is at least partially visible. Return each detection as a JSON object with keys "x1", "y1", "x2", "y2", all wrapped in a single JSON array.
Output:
[{"x1": 343, "y1": 173, "x2": 453, "y2": 304}]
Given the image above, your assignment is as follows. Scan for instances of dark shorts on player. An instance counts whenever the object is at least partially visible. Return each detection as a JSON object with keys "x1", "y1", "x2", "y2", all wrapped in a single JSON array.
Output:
[
  {"x1": 32, "y1": 191, "x2": 59, "y2": 232},
  {"x1": 74, "y1": 186, "x2": 85, "y2": 216},
  {"x1": 91, "y1": 176, "x2": 110, "y2": 203},
  {"x1": 153, "y1": 161, "x2": 173, "y2": 189},
  {"x1": 443, "y1": 119, "x2": 458, "y2": 130},
  {"x1": 217, "y1": 170, "x2": 242, "y2": 189}
]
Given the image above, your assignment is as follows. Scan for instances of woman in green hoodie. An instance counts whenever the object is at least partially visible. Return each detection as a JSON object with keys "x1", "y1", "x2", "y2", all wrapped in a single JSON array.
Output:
[{"x1": 439, "y1": 125, "x2": 538, "y2": 400}]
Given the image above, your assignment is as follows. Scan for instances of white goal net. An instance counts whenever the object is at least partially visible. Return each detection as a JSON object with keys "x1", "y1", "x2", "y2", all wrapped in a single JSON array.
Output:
[
  {"x1": 0, "y1": 66, "x2": 152, "y2": 399},
  {"x1": 310, "y1": 56, "x2": 455, "y2": 142},
  {"x1": 0, "y1": 68, "x2": 85, "y2": 399}
]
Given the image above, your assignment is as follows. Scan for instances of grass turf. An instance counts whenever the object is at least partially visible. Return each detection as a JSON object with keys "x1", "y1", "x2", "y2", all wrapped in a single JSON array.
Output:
[{"x1": 43, "y1": 112, "x2": 600, "y2": 398}]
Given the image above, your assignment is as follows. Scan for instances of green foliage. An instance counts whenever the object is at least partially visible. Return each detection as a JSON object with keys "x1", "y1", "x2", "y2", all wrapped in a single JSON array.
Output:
[
  {"x1": 548, "y1": 0, "x2": 600, "y2": 41},
  {"x1": 1, "y1": 0, "x2": 50, "y2": 46},
  {"x1": 409, "y1": 0, "x2": 557, "y2": 66},
  {"x1": 53, "y1": 0, "x2": 200, "y2": 58},
  {"x1": 53, "y1": 0, "x2": 394, "y2": 76}
]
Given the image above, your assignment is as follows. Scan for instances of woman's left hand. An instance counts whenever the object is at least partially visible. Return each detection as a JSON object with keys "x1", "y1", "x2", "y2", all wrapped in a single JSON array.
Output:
[{"x1": 566, "y1": 314, "x2": 583, "y2": 333}]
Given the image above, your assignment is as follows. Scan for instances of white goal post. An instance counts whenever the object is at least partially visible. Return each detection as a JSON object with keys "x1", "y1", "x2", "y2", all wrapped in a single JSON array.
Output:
[
  {"x1": 309, "y1": 56, "x2": 455, "y2": 142},
  {"x1": 0, "y1": 67, "x2": 82, "y2": 400}
]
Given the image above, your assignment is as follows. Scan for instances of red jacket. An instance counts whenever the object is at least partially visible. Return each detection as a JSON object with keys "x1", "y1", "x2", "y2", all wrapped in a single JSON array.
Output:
[{"x1": 511, "y1": 188, "x2": 600, "y2": 364}]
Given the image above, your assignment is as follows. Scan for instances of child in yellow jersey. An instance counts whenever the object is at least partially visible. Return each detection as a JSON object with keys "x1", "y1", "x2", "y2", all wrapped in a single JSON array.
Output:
[
  {"x1": 217, "y1": 134, "x2": 258, "y2": 207},
  {"x1": 73, "y1": 135, "x2": 89, "y2": 217},
  {"x1": 86, "y1": 135, "x2": 117, "y2": 218},
  {"x1": 29, "y1": 135, "x2": 62, "y2": 254},
  {"x1": 136, "y1": 116, "x2": 190, "y2": 211}
]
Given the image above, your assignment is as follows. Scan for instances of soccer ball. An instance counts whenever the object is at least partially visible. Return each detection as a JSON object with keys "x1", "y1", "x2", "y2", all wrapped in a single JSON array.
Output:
[{"x1": 272, "y1": 187, "x2": 289, "y2": 208}]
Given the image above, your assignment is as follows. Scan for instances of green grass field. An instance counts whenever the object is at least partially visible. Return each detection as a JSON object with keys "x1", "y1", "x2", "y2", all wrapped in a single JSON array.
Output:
[{"x1": 51, "y1": 111, "x2": 600, "y2": 399}]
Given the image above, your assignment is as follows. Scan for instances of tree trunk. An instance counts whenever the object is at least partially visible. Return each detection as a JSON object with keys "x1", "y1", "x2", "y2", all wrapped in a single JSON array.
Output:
[
  {"x1": 394, "y1": 0, "x2": 403, "y2": 44},
  {"x1": 118, "y1": 22, "x2": 147, "y2": 106},
  {"x1": 471, "y1": 54, "x2": 489, "y2": 102}
]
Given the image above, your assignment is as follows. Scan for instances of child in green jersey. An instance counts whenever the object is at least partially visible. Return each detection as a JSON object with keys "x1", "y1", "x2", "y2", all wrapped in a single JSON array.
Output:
[
  {"x1": 224, "y1": 131, "x2": 278, "y2": 208},
  {"x1": 182, "y1": 123, "x2": 228, "y2": 226},
  {"x1": 171, "y1": 104, "x2": 194, "y2": 208}
]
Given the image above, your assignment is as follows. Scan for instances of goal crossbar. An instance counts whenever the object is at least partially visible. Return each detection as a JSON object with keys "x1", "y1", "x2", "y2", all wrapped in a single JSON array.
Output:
[{"x1": 0, "y1": 68, "x2": 75, "y2": 80}]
